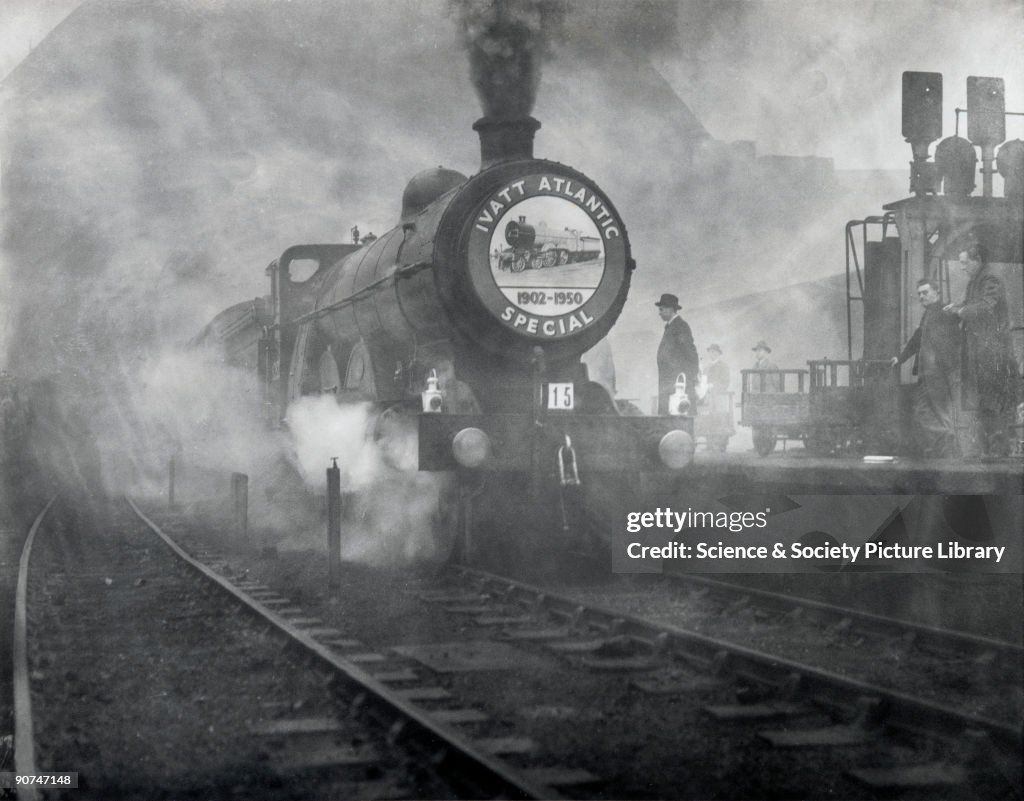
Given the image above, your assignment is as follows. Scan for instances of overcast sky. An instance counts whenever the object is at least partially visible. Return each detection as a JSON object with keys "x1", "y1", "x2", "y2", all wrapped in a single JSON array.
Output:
[
  {"x1": 653, "y1": 0, "x2": 1024, "y2": 169},
  {"x1": 1, "y1": 0, "x2": 1022, "y2": 171},
  {"x1": 0, "y1": 0, "x2": 80, "y2": 81}
]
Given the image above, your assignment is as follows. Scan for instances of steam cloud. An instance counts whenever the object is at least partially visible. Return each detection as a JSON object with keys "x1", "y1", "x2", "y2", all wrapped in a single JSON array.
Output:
[{"x1": 286, "y1": 395, "x2": 453, "y2": 565}]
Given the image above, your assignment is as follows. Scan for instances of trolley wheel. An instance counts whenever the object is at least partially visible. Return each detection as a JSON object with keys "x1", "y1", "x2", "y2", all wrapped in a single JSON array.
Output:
[
  {"x1": 752, "y1": 427, "x2": 776, "y2": 456},
  {"x1": 511, "y1": 254, "x2": 528, "y2": 273}
]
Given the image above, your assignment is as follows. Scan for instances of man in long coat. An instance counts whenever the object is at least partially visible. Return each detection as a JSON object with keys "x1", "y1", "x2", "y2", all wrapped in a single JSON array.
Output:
[
  {"x1": 656, "y1": 293, "x2": 698, "y2": 414},
  {"x1": 945, "y1": 245, "x2": 1018, "y2": 453},
  {"x1": 704, "y1": 344, "x2": 730, "y2": 394},
  {"x1": 894, "y1": 278, "x2": 962, "y2": 456}
]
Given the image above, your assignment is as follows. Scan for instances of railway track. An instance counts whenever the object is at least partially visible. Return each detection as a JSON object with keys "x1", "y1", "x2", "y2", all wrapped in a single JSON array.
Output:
[
  {"x1": 456, "y1": 566, "x2": 1022, "y2": 740},
  {"x1": 649, "y1": 572, "x2": 1023, "y2": 678},
  {"x1": 107, "y1": 502, "x2": 1023, "y2": 799},
  {"x1": 547, "y1": 570, "x2": 1024, "y2": 726},
  {"x1": 11, "y1": 498, "x2": 559, "y2": 799}
]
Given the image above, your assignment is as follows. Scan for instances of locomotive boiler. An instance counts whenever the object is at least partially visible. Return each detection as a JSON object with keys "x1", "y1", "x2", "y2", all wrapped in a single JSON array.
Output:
[{"x1": 200, "y1": 115, "x2": 694, "y2": 562}]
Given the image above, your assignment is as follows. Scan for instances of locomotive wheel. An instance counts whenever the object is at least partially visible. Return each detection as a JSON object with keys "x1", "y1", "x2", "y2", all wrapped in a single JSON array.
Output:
[
  {"x1": 752, "y1": 427, "x2": 776, "y2": 456},
  {"x1": 511, "y1": 254, "x2": 528, "y2": 273},
  {"x1": 558, "y1": 250, "x2": 569, "y2": 266},
  {"x1": 542, "y1": 250, "x2": 557, "y2": 268}
]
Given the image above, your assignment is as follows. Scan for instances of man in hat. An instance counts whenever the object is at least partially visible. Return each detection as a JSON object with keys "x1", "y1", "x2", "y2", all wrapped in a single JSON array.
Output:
[
  {"x1": 704, "y1": 344, "x2": 730, "y2": 394},
  {"x1": 656, "y1": 293, "x2": 699, "y2": 414},
  {"x1": 751, "y1": 340, "x2": 781, "y2": 392},
  {"x1": 701, "y1": 344, "x2": 733, "y2": 452},
  {"x1": 943, "y1": 244, "x2": 1018, "y2": 454}
]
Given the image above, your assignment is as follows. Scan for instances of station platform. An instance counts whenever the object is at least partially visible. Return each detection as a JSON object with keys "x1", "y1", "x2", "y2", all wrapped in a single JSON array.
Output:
[{"x1": 688, "y1": 451, "x2": 1023, "y2": 495}]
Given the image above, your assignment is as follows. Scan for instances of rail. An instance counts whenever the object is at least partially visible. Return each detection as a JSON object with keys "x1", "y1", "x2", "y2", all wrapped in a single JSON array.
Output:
[
  {"x1": 456, "y1": 566, "x2": 1022, "y2": 755},
  {"x1": 127, "y1": 498, "x2": 557, "y2": 800},
  {"x1": 12, "y1": 497, "x2": 57, "y2": 801}
]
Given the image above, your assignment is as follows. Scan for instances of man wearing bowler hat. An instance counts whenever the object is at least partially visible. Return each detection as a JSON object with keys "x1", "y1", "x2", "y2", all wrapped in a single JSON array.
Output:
[
  {"x1": 751, "y1": 340, "x2": 781, "y2": 391},
  {"x1": 656, "y1": 293, "x2": 699, "y2": 415}
]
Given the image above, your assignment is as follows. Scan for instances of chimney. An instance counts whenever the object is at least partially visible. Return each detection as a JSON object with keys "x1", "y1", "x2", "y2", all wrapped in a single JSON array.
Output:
[{"x1": 473, "y1": 116, "x2": 541, "y2": 169}]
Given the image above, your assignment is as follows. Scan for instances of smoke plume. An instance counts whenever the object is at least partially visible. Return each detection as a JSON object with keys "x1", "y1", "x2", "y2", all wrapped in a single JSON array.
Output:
[{"x1": 449, "y1": 0, "x2": 566, "y2": 118}]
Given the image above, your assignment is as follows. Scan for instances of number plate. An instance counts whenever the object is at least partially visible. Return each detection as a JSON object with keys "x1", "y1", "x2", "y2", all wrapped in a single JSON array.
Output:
[{"x1": 547, "y1": 383, "x2": 575, "y2": 410}]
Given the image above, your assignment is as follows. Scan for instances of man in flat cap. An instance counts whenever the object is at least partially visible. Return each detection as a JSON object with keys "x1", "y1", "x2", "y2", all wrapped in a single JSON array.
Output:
[{"x1": 656, "y1": 293, "x2": 699, "y2": 415}]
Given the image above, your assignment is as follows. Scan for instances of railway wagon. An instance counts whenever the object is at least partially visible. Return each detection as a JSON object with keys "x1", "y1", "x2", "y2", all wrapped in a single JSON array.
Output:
[
  {"x1": 740, "y1": 71, "x2": 1023, "y2": 459},
  {"x1": 197, "y1": 115, "x2": 695, "y2": 562}
]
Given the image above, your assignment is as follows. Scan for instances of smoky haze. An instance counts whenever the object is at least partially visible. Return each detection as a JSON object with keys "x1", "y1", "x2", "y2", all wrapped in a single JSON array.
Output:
[{"x1": 1, "y1": 0, "x2": 1017, "y2": 532}]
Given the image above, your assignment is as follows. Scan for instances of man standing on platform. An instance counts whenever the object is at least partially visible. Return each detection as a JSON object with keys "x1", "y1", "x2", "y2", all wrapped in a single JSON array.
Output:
[
  {"x1": 704, "y1": 344, "x2": 730, "y2": 394},
  {"x1": 944, "y1": 244, "x2": 1018, "y2": 454},
  {"x1": 893, "y1": 278, "x2": 962, "y2": 457},
  {"x1": 655, "y1": 293, "x2": 698, "y2": 415},
  {"x1": 750, "y1": 340, "x2": 781, "y2": 392}
]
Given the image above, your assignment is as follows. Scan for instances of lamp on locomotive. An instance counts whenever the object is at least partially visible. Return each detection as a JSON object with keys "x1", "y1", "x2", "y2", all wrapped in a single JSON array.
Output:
[
  {"x1": 421, "y1": 370, "x2": 443, "y2": 413},
  {"x1": 668, "y1": 373, "x2": 691, "y2": 416}
]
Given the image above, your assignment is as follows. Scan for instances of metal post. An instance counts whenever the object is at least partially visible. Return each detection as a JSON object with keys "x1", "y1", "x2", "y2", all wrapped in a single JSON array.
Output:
[
  {"x1": 980, "y1": 143, "x2": 996, "y2": 198},
  {"x1": 326, "y1": 458, "x2": 341, "y2": 591},
  {"x1": 529, "y1": 346, "x2": 546, "y2": 504},
  {"x1": 168, "y1": 455, "x2": 176, "y2": 509},
  {"x1": 231, "y1": 473, "x2": 248, "y2": 542}
]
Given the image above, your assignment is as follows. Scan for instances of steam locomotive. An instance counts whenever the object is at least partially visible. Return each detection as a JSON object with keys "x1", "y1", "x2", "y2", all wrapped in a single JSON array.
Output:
[
  {"x1": 497, "y1": 217, "x2": 603, "y2": 272},
  {"x1": 739, "y1": 71, "x2": 1024, "y2": 460},
  {"x1": 198, "y1": 115, "x2": 694, "y2": 561}
]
